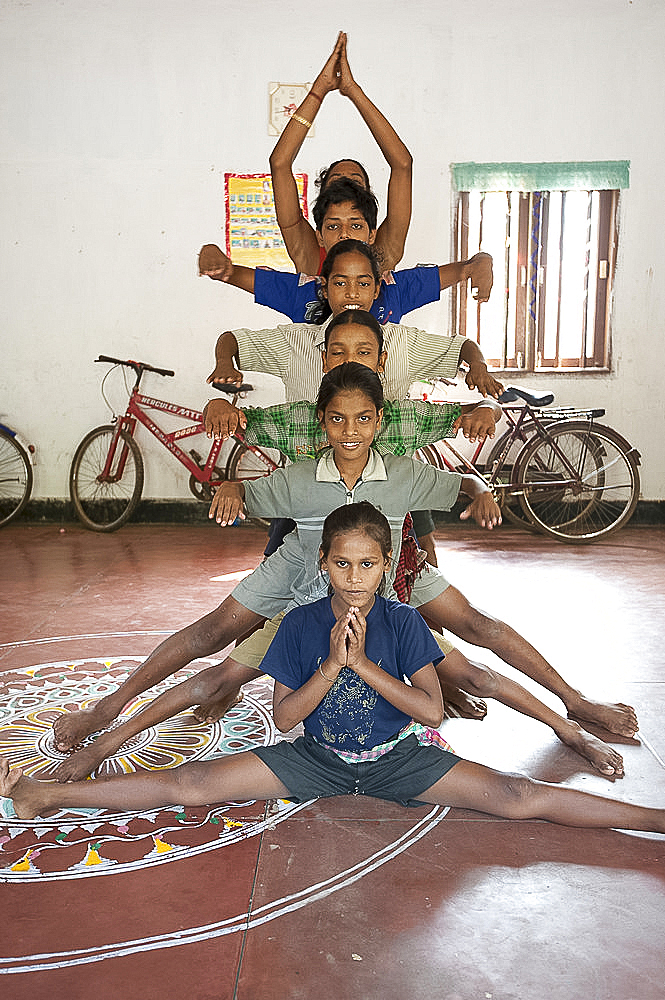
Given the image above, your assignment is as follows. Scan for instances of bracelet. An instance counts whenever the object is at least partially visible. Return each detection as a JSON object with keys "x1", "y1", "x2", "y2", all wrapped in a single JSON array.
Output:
[
  {"x1": 318, "y1": 663, "x2": 336, "y2": 684},
  {"x1": 308, "y1": 91, "x2": 323, "y2": 105},
  {"x1": 291, "y1": 114, "x2": 312, "y2": 129}
]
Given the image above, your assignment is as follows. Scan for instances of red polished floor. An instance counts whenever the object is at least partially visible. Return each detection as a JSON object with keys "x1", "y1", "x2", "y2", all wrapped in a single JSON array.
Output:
[{"x1": 1, "y1": 520, "x2": 664, "y2": 1000}]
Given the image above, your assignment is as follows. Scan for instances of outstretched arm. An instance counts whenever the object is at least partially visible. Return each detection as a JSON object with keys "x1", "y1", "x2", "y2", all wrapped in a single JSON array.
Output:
[
  {"x1": 207, "y1": 331, "x2": 244, "y2": 388},
  {"x1": 269, "y1": 33, "x2": 345, "y2": 273},
  {"x1": 203, "y1": 397, "x2": 247, "y2": 439},
  {"x1": 453, "y1": 398, "x2": 502, "y2": 442},
  {"x1": 438, "y1": 251, "x2": 493, "y2": 304},
  {"x1": 337, "y1": 36, "x2": 412, "y2": 271},
  {"x1": 458, "y1": 475, "x2": 502, "y2": 529},
  {"x1": 198, "y1": 245, "x2": 255, "y2": 294},
  {"x1": 458, "y1": 338, "x2": 504, "y2": 399},
  {"x1": 209, "y1": 481, "x2": 246, "y2": 526}
]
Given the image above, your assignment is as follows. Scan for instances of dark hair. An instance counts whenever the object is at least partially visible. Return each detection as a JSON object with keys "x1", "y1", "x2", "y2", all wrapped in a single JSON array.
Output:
[
  {"x1": 320, "y1": 238, "x2": 381, "y2": 287},
  {"x1": 312, "y1": 177, "x2": 378, "y2": 232},
  {"x1": 321, "y1": 501, "x2": 392, "y2": 563},
  {"x1": 315, "y1": 361, "x2": 384, "y2": 419},
  {"x1": 324, "y1": 309, "x2": 384, "y2": 355},
  {"x1": 316, "y1": 159, "x2": 371, "y2": 191}
]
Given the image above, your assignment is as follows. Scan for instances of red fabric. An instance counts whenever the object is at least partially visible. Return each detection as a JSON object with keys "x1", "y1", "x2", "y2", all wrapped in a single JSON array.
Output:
[{"x1": 393, "y1": 513, "x2": 426, "y2": 603}]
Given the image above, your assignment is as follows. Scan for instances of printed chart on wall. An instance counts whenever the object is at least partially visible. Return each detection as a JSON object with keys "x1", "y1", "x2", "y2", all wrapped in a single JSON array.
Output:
[{"x1": 225, "y1": 172, "x2": 308, "y2": 270}]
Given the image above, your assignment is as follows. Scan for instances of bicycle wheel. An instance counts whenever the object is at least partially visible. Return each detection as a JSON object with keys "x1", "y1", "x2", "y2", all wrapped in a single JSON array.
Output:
[
  {"x1": 226, "y1": 442, "x2": 285, "y2": 481},
  {"x1": 515, "y1": 421, "x2": 640, "y2": 542},
  {"x1": 0, "y1": 428, "x2": 33, "y2": 527},
  {"x1": 481, "y1": 425, "x2": 543, "y2": 530},
  {"x1": 69, "y1": 424, "x2": 144, "y2": 531}
]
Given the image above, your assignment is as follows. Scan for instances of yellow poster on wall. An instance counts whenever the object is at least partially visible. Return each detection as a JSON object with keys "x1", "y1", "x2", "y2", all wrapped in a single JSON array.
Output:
[{"x1": 225, "y1": 172, "x2": 309, "y2": 271}]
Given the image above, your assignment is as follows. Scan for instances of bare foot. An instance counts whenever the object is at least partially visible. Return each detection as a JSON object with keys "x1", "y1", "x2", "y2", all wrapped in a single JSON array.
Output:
[
  {"x1": 439, "y1": 683, "x2": 487, "y2": 720},
  {"x1": 559, "y1": 721, "x2": 625, "y2": 779},
  {"x1": 567, "y1": 699, "x2": 638, "y2": 738},
  {"x1": 53, "y1": 742, "x2": 109, "y2": 783},
  {"x1": 52, "y1": 703, "x2": 117, "y2": 752},
  {"x1": 193, "y1": 689, "x2": 244, "y2": 724},
  {"x1": 0, "y1": 756, "x2": 53, "y2": 820}
]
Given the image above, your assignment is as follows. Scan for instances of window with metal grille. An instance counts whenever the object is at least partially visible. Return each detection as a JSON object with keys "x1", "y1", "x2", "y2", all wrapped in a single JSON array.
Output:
[{"x1": 452, "y1": 162, "x2": 629, "y2": 372}]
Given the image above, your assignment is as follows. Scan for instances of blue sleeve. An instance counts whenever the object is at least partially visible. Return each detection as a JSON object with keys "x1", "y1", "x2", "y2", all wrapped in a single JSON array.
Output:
[
  {"x1": 259, "y1": 607, "x2": 310, "y2": 690},
  {"x1": 371, "y1": 266, "x2": 441, "y2": 325},
  {"x1": 254, "y1": 268, "x2": 325, "y2": 323}
]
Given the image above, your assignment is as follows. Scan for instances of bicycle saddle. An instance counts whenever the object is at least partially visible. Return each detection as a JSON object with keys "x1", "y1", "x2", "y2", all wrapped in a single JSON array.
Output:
[
  {"x1": 212, "y1": 381, "x2": 254, "y2": 394},
  {"x1": 498, "y1": 386, "x2": 555, "y2": 406}
]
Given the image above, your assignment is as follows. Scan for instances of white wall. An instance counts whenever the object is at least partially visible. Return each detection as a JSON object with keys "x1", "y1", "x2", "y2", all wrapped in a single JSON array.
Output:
[{"x1": 2, "y1": 0, "x2": 664, "y2": 501}]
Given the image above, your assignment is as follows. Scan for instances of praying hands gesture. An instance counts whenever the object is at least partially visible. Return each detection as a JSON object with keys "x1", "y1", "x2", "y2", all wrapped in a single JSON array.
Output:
[{"x1": 329, "y1": 606, "x2": 368, "y2": 674}]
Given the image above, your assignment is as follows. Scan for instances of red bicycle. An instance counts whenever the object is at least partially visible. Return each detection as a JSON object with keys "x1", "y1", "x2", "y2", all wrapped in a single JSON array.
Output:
[{"x1": 69, "y1": 355, "x2": 284, "y2": 531}]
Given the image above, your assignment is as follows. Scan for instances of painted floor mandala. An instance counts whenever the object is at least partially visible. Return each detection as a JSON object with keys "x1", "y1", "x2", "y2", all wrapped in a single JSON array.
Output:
[{"x1": 0, "y1": 658, "x2": 304, "y2": 881}]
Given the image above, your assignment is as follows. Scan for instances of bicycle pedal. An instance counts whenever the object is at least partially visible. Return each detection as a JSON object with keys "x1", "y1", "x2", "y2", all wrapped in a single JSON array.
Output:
[{"x1": 189, "y1": 449, "x2": 204, "y2": 467}]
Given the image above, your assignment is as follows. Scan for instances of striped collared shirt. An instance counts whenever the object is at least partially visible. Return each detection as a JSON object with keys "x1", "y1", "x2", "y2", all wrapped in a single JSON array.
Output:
[{"x1": 232, "y1": 318, "x2": 467, "y2": 402}]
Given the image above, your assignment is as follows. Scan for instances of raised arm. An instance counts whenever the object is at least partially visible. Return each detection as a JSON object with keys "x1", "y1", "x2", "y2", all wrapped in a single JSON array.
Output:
[
  {"x1": 269, "y1": 33, "x2": 345, "y2": 273},
  {"x1": 337, "y1": 37, "x2": 412, "y2": 271}
]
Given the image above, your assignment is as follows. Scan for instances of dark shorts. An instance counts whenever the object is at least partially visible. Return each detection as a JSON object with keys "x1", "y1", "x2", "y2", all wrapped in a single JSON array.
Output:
[{"x1": 252, "y1": 732, "x2": 461, "y2": 807}]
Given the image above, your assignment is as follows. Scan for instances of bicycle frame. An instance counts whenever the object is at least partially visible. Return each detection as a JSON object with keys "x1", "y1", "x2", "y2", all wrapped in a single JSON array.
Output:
[
  {"x1": 102, "y1": 387, "x2": 278, "y2": 486},
  {"x1": 422, "y1": 402, "x2": 608, "y2": 499}
]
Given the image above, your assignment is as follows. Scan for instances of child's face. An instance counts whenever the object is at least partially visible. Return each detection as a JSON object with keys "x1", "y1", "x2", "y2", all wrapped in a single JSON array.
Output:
[
  {"x1": 320, "y1": 529, "x2": 391, "y2": 615},
  {"x1": 316, "y1": 201, "x2": 376, "y2": 252},
  {"x1": 323, "y1": 322, "x2": 387, "y2": 376},
  {"x1": 317, "y1": 388, "x2": 383, "y2": 463},
  {"x1": 321, "y1": 252, "x2": 381, "y2": 315}
]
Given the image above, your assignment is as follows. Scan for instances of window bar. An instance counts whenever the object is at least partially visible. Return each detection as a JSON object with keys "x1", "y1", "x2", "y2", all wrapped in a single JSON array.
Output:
[
  {"x1": 502, "y1": 191, "x2": 512, "y2": 369},
  {"x1": 526, "y1": 191, "x2": 542, "y2": 370},
  {"x1": 514, "y1": 193, "x2": 530, "y2": 369},
  {"x1": 536, "y1": 191, "x2": 550, "y2": 367},
  {"x1": 476, "y1": 191, "x2": 485, "y2": 343},
  {"x1": 580, "y1": 190, "x2": 593, "y2": 367},
  {"x1": 554, "y1": 191, "x2": 565, "y2": 367}
]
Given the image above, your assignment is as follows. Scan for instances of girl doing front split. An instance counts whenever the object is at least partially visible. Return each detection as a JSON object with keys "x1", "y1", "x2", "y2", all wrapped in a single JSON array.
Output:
[{"x1": 3, "y1": 501, "x2": 663, "y2": 837}]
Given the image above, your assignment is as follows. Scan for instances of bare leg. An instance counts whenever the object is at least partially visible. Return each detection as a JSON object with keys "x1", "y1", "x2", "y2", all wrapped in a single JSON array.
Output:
[
  {"x1": 437, "y1": 649, "x2": 625, "y2": 777},
  {"x1": 54, "y1": 660, "x2": 260, "y2": 782},
  {"x1": 420, "y1": 587, "x2": 638, "y2": 737},
  {"x1": 420, "y1": 759, "x2": 665, "y2": 833},
  {"x1": 0, "y1": 754, "x2": 289, "y2": 821},
  {"x1": 416, "y1": 531, "x2": 438, "y2": 568},
  {"x1": 52, "y1": 596, "x2": 264, "y2": 752},
  {"x1": 193, "y1": 655, "x2": 251, "y2": 723}
]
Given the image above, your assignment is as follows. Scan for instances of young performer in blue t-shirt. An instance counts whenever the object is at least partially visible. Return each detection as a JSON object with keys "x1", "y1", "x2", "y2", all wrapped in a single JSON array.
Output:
[{"x1": 3, "y1": 500, "x2": 664, "y2": 839}]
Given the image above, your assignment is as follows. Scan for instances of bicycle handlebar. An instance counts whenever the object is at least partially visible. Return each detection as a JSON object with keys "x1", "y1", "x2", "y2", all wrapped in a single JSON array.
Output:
[{"x1": 96, "y1": 355, "x2": 175, "y2": 378}]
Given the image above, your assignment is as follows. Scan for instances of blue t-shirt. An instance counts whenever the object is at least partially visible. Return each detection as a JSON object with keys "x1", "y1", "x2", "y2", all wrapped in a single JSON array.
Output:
[
  {"x1": 254, "y1": 265, "x2": 441, "y2": 325},
  {"x1": 261, "y1": 596, "x2": 444, "y2": 752}
]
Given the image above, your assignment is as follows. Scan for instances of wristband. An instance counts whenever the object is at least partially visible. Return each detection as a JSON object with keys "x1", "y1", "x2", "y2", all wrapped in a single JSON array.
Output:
[{"x1": 318, "y1": 663, "x2": 336, "y2": 683}]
